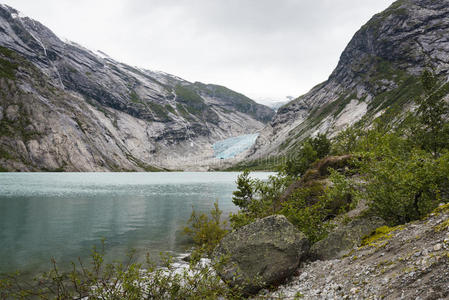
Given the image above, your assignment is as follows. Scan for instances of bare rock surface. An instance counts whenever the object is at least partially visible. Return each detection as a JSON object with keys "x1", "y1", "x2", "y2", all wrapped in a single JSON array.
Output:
[
  {"x1": 254, "y1": 204, "x2": 449, "y2": 299},
  {"x1": 213, "y1": 215, "x2": 309, "y2": 295},
  {"x1": 0, "y1": 4, "x2": 274, "y2": 171},
  {"x1": 248, "y1": 0, "x2": 449, "y2": 160},
  {"x1": 310, "y1": 215, "x2": 386, "y2": 261}
]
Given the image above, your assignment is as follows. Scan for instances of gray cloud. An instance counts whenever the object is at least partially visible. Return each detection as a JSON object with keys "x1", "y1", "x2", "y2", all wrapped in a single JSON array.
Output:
[{"x1": 4, "y1": 0, "x2": 395, "y2": 103}]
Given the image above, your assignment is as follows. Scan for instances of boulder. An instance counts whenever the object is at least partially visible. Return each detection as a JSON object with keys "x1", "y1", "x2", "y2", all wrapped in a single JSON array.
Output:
[
  {"x1": 310, "y1": 215, "x2": 385, "y2": 260},
  {"x1": 212, "y1": 215, "x2": 309, "y2": 295}
]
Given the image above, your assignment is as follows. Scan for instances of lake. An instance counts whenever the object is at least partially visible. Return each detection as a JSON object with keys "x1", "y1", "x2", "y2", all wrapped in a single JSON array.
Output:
[{"x1": 0, "y1": 172, "x2": 273, "y2": 276}]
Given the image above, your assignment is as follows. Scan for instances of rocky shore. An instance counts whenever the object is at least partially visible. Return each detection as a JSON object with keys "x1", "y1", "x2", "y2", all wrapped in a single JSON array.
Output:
[{"x1": 210, "y1": 205, "x2": 449, "y2": 299}]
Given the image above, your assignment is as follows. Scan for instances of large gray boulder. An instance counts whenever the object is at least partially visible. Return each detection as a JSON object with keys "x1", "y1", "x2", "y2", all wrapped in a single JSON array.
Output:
[
  {"x1": 310, "y1": 215, "x2": 385, "y2": 260},
  {"x1": 212, "y1": 215, "x2": 309, "y2": 295}
]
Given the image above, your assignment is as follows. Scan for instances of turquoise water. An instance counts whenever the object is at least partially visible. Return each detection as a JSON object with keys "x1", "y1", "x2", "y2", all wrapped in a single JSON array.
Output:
[
  {"x1": 213, "y1": 134, "x2": 259, "y2": 159},
  {"x1": 0, "y1": 172, "x2": 273, "y2": 275}
]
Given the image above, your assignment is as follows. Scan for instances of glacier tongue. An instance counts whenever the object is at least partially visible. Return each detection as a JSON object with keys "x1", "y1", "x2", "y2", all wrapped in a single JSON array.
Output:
[{"x1": 213, "y1": 134, "x2": 259, "y2": 159}]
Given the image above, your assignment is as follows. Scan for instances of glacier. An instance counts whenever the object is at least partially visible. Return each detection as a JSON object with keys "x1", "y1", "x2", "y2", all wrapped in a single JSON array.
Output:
[{"x1": 213, "y1": 133, "x2": 259, "y2": 159}]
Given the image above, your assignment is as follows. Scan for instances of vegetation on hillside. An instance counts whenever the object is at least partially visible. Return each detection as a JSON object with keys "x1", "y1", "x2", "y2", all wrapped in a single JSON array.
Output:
[
  {"x1": 229, "y1": 70, "x2": 449, "y2": 241},
  {"x1": 1, "y1": 70, "x2": 448, "y2": 298}
]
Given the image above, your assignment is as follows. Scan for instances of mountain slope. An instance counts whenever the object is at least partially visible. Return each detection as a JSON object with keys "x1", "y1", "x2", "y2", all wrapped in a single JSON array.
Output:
[
  {"x1": 0, "y1": 4, "x2": 274, "y2": 171},
  {"x1": 248, "y1": 0, "x2": 449, "y2": 159}
]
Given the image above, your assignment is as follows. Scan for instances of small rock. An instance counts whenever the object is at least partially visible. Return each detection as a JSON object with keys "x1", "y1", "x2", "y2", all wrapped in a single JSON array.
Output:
[
  {"x1": 350, "y1": 287, "x2": 358, "y2": 294},
  {"x1": 433, "y1": 243, "x2": 442, "y2": 251},
  {"x1": 299, "y1": 272, "x2": 308, "y2": 281}
]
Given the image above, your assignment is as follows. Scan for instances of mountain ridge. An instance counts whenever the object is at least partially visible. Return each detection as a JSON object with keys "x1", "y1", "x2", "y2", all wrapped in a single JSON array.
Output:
[
  {"x1": 0, "y1": 4, "x2": 274, "y2": 171},
  {"x1": 247, "y1": 0, "x2": 449, "y2": 161}
]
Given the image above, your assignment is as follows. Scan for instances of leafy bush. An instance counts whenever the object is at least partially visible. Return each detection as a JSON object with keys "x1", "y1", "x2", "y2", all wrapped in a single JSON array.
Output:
[
  {"x1": 0, "y1": 241, "x2": 243, "y2": 299},
  {"x1": 230, "y1": 167, "x2": 356, "y2": 243},
  {"x1": 280, "y1": 169, "x2": 356, "y2": 243},
  {"x1": 284, "y1": 134, "x2": 331, "y2": 177},
  {"x1": 363, "y1": 149, "x2": 449, "y2": 225},
  {"x1": 232, "y1": 170, "x2": 254, "y2": 210},
  {"x1": 414, "y1": 71, "x2": 449, "y2": 156},
  {"x1": 230, "y1": 171, "x2": 292, "y2": 230},
  {"x1": 280, "y1": 183, "x2": 331, "y2": 243},
  {"x1": 183, "y1": 201, "x2": 229, "y2": 255},
  {"x1": 310, "y1": 133, "x2": 332, "y2": 159}
]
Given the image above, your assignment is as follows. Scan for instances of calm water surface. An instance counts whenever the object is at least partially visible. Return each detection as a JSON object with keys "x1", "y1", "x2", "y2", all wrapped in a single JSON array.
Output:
[{"x1": 0, "y1": 172, "x2": 273, "y2": 275}]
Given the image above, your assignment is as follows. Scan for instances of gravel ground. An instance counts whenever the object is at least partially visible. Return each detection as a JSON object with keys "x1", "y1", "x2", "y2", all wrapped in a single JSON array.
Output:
[{"x1": 254, "y1": 204, "x2": 449, "y2": 300}]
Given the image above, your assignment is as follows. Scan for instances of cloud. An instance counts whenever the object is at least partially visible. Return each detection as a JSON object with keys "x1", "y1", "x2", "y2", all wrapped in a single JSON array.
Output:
[{"x1": 3, "y1": 0, "x2": 395, "y2": 103}]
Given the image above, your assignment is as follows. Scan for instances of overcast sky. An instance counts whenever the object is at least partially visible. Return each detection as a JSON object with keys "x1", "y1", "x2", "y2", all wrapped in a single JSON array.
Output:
[{"x1": 5, "y1": 0, "x2": 395, "y2": 104}]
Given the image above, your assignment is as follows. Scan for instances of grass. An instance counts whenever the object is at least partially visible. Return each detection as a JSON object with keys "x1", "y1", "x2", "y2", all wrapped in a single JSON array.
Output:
[
  {"x1": 176, "y1": 103, "x2": 194, "y2": 120},
  {"x1": 175, "y1": 85, "x2": 205, "y2": 111},
  {"x1": 224, "y1": 156, "x2": 282, "y2": 171},
  {"x1": 124, "y1": 153, "x2": 164, "y2": 172},
  {"x1": 361, "y1": 225, "x2": 404, "y2": 248},
  {"x1": 0, "y1": 147, "x2": 14, "y2": 160},
  {"x1": 165, "y1": 104, "x2": 177, "y2": 115},
  {"x1": 192, "y1": 82, "x2": 273, "y2": 123},
  {"x1": 129, "y1": 90, "x2": 143, "y2": 104},
  {"x1": 148, "y1": 102, "x2": 171, "y2": 122},
  {"x1": 175, "y1": 84, "x2": 223, "y2": 122},
  {"x1": 0, "y1": 46, "x2": 18, "y2": 80}
]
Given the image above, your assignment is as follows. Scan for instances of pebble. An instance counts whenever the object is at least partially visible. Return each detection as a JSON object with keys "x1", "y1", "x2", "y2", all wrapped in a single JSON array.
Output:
[
  {"x1": 299, "y1": 272, "x2": 308, "y2": 281},
  {"x1": 433, "y1": 243, "x2": 442, "y2": 251}
]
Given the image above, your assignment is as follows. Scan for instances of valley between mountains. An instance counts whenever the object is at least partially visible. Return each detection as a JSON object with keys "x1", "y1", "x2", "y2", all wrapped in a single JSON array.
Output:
[{"x1": 1, "y1": 0, "x2": 449, "y2": 172}]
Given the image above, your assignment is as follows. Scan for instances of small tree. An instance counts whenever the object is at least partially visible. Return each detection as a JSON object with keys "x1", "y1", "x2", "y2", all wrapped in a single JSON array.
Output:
[
  {"x1": 232, "y1": 170, "x2": 254, "y2": 210},
  {"x1": 283, "y1": 141, "x2": 318, "y2": 177},
  {"x1": 310, "y1": 133, "x2": 331, "y2": 159},
  {"x1": 415, "y1": 69, "x2": 449, "y2": 156},
  {"x1": 183, "y1": 201, "x2": 228, "y2": 255}
]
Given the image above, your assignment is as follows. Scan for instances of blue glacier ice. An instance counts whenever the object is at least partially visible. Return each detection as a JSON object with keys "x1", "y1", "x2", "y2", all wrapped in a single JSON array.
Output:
[{"x1": 213, "y1": 133, "x2": 259, "y2": 159}]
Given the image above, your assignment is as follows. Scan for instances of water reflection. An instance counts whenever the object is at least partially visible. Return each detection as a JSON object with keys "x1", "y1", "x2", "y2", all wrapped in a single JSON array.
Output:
[{"x1": 0, "y1": 172, "x2": 273, "y2": 274}]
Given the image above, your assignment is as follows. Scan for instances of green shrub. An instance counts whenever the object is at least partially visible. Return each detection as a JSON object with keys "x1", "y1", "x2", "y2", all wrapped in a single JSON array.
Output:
[
  {"x1": 363, "y1": 148, "x2": 447, "y2": 225},
  {"x1": 232, "y1": 170, "x2": 254, "y2": 210},
  {"x1": 0, "y1": 242, "x2": 243, "y2": 299},
  {"x1": 183, "y1": 201, "x2": 229, "y2": 255},
  {"x1": 229, "y1": 168, "x2": 357, "y2": 243},
  {"x1": 230, "y1": 172, "x2": 292, "y2": 230},
  {"x1": 283, "y1": 134, "x2": 331, "y2": 177},
  {"x1": 280, "y1": 169, "x2": 356, "y2": 243},
  {"x1": 280, "y1": 184, "x2": 331, "y2": 243},
  {"x1": 414, "y1": 71, "x2": 449, "y2": 156},
  {"x1": 283, "y1": 142, "x2": 317, "y2": 177}
]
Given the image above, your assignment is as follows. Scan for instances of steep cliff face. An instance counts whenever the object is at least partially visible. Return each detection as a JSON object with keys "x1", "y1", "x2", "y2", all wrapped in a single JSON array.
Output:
[
  {"x1": 249, "y1": 0, "x2": 449, "y2": 159},
  {"x1": 0, "y1": 4, "x2": 274, "y2": 171}
]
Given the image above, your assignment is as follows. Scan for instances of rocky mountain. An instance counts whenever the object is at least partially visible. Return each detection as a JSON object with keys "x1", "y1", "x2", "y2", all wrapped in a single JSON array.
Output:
[
  {"x1": 248, "y1": 0, "x2": 449, "y2": 159},
  {"x1": 0, "y1": 4, "x2": 274, "y2": 171}
]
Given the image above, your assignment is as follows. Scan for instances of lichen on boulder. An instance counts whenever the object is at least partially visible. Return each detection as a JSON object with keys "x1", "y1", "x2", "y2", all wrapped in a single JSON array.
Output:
[{"x1": 212, "y1": 215, "x2": 309, "y2": 295}]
